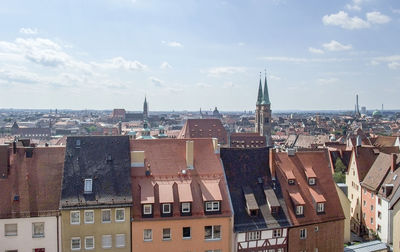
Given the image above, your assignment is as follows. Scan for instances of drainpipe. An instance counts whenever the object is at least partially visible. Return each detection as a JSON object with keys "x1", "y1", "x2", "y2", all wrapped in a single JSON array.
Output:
[{"x1": 57, "y1": 214, "x2": 60, "y2": 252}]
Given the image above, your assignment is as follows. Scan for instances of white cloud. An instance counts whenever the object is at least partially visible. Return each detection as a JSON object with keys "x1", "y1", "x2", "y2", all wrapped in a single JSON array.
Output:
[
  {"x1": 108, "y1": 57, "x2": 147, "y2": 71},
  {"x1": 0, "y1": 68, "x2": 40, "y2": 84},
  {"x1": 208, "y1": 66, "x2": 246, "y2": 76},
  {"x1": 366, "y1": 11, "x2": 391, "y2": 24},
  {"x1": 308, "y1": 47, "x2": 324, "y2": 54},
  {"x1": 223, "y1": 81, "x2": 235, "y2": 88},
  {"x1": 160, "y1": 61, "x2": 172, "y2": 69},
  {"x1": 149, "y1": 76, "x2": 163, "y2": 86},
  {"x1": 317, "y1": 78, "x2": 339, "y2": 84},
  {"x1": 322, "y1": 40, "x2": 352, "y2": 51},
  {"x1": 346, "y1": 0, "x2": 362, "y2": 11},
  {"x1": 161, "y1": 40, "x2": 183, "y2": 47},
  {"x1": 19, "y1": 28, "x2": 38, "y2": 35},
  {"x1": 238, "y1": 42, "x2": 245, "y2": 46},
  {"x1": 322, "y1": 11, "x2": 370, "y2": 29},
  {"x1": 388, "y1": 62, "x2": 400, "y2": 70},
  {"x1": 269, "y1": 75, "x2": 281, "y2": 81}
]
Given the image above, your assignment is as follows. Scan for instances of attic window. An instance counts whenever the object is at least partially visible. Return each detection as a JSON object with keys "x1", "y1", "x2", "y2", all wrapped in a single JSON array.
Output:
[
  {"x1": 76, "y1": 139, "x2": 81, "y2": 146},
  {"x1": 308, "y1": 178, "x2": 316, "y2": 186},
  {"x1": 106, "y1": 154, "x2": 112, "y2": 162},
  {"x1": 296, "y1": 205, "x2": 304, "y2": 216},
  {"x1": 84, "y1": 179, "x2": 93, "y2": 193},
  {"x1": 288, "y1": 179, "x2": 295, "y2": 185}
]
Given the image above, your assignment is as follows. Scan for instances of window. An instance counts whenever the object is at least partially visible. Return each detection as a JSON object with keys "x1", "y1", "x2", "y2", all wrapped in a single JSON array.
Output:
[
  {"x1": 163, "y1": 228, "x2": 171, "y2": 240},
  {"x1": 288, "y1": 179, "x2": 295, "y2": 185},
  {"x1": 378, "y1": 198, "x2": 382, "y2": 205},
  {"x1": 363, "y1": 200, "x2": 366, "y2": 206},
  {"x1": 377, "y1": 225, "x2": 381, "y2": 232},
  {"x1": 247, "y1": 231, "x2": 261, "y2": 241},
  {"x1": 84, "y1": 179, "x2": 93, "y2": 193},
  {"x1": 371, "y1": 205, "x2": 374, "y2": 211},
  {"x1": 378, "y1": 211, "x2": 382, "y2": 219},
  {"x1": 183, "y1": 227, "x2": 191, "y2": 239},
  {"x1": 296, "y1": 205, "x2": 304, "y2": 215},
  {"x1": 102, "y1": 235, "x2": 112, "y2": 248},
  {"x1": 205, "y1": 201, "x2": 220, "y2": 212},
  {"x1": 115, "y1": 209, "x2": 125, "y2": 222},
  {"x1": 204, "y1": 225, "x2": 221, "y2": 240},
  {"x1": 32, "y1": 222, "x2": 44, "y2": 238},
  {"x1": 5, "y1": 223, "x2": 17, "y2": 236},
  {"x1": 314, "y1": 226, "x2": 319, "y2": 232},
  {"x1": 351, "y1": 194, "x2": 353, "y2": 199},
  {"x1": 371, "y1": 217, "x2": 374, "y2": 224},
  {"x1": 85, "y1": 236, "x2": 94, "y2": 250},
  {"x1": 143, "y1": 204, "x2": 152, "y2": 215},
  {"x1": 162, "y1": 204, "x2": 171, "y2": 214},
  {"x1": 308, "y1": 178, "x2": 316, "y2": 185},
  {"x1": 317, "y1": 203, "x2": 325, "y2": 213},
  {"x1": 300, "y1": 228, "x2": 307, "y2": 239},
  {"x1": 102, "y1": 209, "x2": 111, "y2": 223},
  {"x1": 371, "y1": 192, "x2": 374, "y2": 199},
  {"x1": 115, "y1": 234, "x2": 125, "y2": 248},
  {"x1": 70, "y1": 211, "x2": 80, "y2": 224},
  {"x1": 363, "y1": 213, "x2": 366, "y2": 219},
  {"x1": 144, "y1": 229, "x2": 152, "y2": 241},
  {"x1": 182, "y1": 202, "x2": 191, "y2": 213},
  {"x1": 71, "y1": 237, "x2": 81, "y2": 250},
  {"x1": 273, "y1": 229, "x2": 282, "y2": 238},
  {"x1": 84, "y1": 210, "x2": 94, "y2": 224}
]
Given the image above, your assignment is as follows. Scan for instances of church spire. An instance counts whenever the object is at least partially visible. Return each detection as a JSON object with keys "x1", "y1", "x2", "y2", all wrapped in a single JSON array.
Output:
[
  {"x1": 262, "y1": 69, "x2": 271, "y2": 105},
  {"x1": 256, "y1": 73, "x2": 263, "y2": 105}
]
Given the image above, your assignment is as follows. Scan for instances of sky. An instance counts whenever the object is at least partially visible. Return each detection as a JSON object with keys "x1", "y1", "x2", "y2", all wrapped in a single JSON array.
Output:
[{"x1": 0, "y1": 0, "x2": 399, "y2": 111}]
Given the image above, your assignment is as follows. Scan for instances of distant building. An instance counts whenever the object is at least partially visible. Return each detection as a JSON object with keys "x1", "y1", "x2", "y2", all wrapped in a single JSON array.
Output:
[
  {"x1": 60, "y1": 136, "x2": 132, "y2": 252},
  {"x1": 178, "y1": 118, "x2": 228, "y2": 145},
  {"x1": 112, "y1": 108, "x2": 126, "y2": 120},
  {"x1": 143, "y1": 96, "x2": 148, "y2": 120},
  {"x1": 11, "y1": 122, "x2": 51, "y2": 140},
  {"x1": 255, "y1": 74, "x2": 272, "y2": 146}
]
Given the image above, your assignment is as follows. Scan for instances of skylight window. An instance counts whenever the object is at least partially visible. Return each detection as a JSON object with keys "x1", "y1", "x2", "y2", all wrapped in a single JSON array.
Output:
[{"x1": 84, "y1": 179, "x2": 93, "y2": 193}]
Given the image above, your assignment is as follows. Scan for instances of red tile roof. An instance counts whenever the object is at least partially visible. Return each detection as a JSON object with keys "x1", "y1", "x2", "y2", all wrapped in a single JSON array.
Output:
[
  {"x1": 130, "y1": 138, "x2": 231, "y2": 220},
  {"x1": 0, "y1": 146, "x2": 65, "y2": 218},
  {"x1": 177, "y1": 119, "x2": 228, "y2": 145},
  {"x1": 275, "y1": 150, "x2": 345, "y2": 226}
]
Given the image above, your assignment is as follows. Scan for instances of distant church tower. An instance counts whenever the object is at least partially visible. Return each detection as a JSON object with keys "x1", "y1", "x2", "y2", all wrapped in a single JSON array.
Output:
[
  {"x1": 255, "y1": 72, "x2": 272, "y2": 146},
  {"x1": 143, "y1": 96, "x2": 149, "y2": 120}
]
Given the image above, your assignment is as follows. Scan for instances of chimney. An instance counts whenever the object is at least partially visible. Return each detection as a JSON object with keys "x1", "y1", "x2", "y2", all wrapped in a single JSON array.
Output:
[
  {"x1": 269, "y1": 148, "x2": 276, "y2": 179},
  {"x1": 392, "y1": 153, "x2": 397, "y2": 172},
  {"x1": 186, "y1": 140, "x2": 194, "y2": 169},
  {"x1": 131, "y1": 151, "x2": 145, "y2": 167},
  {"x1": 212, "y1": 138, "x2": 220, "y2": 154}
]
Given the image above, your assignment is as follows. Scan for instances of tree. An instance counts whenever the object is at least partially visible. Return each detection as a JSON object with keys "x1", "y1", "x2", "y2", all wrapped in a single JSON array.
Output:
[{"x1": 335, "y1": 157, "x2": 347, "y2": 174}]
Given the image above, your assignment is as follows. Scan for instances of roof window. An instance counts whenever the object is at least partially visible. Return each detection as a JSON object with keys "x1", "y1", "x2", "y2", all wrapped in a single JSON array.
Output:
[{"x1": 84, "y1": 179, "x2": 93, "y2": 193}]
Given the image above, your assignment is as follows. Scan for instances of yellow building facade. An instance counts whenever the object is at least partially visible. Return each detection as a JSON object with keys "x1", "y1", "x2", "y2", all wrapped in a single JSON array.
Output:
[
  {"x1": 393, "y1": 200, "x2": 400, "y2": 252},
  {"x1": 336, "y1": 184, "x2": 351, "y2": 243}
]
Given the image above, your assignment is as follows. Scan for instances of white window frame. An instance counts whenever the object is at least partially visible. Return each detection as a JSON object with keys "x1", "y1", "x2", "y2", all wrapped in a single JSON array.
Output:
[
  {"x1": 4, "y1": 223, "x2": 18, "y2": 236},
  {"x1": 247, "y1": 231, "x2": 261, "y2": 241},
  {"x1": 84, "y1": 178, "x2": 93, "y2": 193},
  {"x1": 101, "y1": 209, "x2": 111, "y2": 223},
  {"x1": 296, "y1": 205, "x2": 304, "y2": 215},
  {"x1": 70, "y1": 211, "x2": 80, "y2": 225},
  {"x1": 115, "y1": 208, "x2": 125, "y2": 222},
  {"x1": 84, "y1": 210, "x2": 94, "y2": 224},
  {"x1": 115, "y1": 234, "x2": 126, "y2": 248},
  {"x1": 162, "y1": 228, "x2": 171, "y2": 240},
  {"x1": 162, "y1": 203, "x2": 171, "y2": 214},
  {"x1": 143, "y1": 204, "x2": 152, "y2": 215},
  {"x1": 85, "y1": 236, "x2": 95, "y2": 250},
  {"x1": 181, "y1": 202, "x2": 191, "y2": 213},
  {"x1": 308, "y1": 178, "x2": 316, "y2": 185},
  {"x1": 205, "y1": 201, "x2": 220, "y2": 212},
  {"x1": 182, "y1": 226, "x2": 191, "y2": 239},
  {"x1": 204, "y1": 225, "x2": 221, "y2": 240},
  {"x1": 32, "y1": 222, "x2": 45, "y2": 238},
  {"x1": 273, "y1": 229, "x2": 282, "y2": 238},
  {"x1": 300, "y1": 228, "x2": 307, "y2": 239},
  {"x1": 317, "y1": 203, "x2": 325, "y2": 213},
  {"x1": 71, "y1": 237, "x2": 81, "y2": 250},
  {"x1": 143, "y1": 229, "x2": 153, "y2": 241},
  {"x1": 102, "y1": 234, "x2": 112, "y2": 248}
]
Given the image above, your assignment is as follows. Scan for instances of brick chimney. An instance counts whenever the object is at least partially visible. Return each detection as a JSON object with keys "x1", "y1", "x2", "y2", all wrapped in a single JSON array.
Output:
[
  {"x1": 392, "y1": 153, "x2": 397, "y2": 172},
  {"x1": 186, "y1": 140, "x2": 194, "y2": 169},
  {"x1": 269, "y1": 148, "x2": 276, "y2": 179}
]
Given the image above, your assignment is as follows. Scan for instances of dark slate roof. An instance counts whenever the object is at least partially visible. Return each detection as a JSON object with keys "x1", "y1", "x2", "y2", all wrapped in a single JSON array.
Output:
[
  {"x1": 220, "y1": 147, "x2": 291, "y2": 233},
  {"x1": 60, "y1": 136, "x2": 132, "y2": 209}
]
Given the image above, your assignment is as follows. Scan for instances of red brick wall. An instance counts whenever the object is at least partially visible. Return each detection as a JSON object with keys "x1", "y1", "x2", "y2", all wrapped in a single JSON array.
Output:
[{"x1": 288, "y1": 220, "x2": 344, "y2": 252}]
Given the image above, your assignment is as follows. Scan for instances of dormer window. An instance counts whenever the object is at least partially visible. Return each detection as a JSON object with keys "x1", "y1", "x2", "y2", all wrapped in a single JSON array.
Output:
[
  {"x1": 143, "y1": 204, "x2": 153, "y2": 216},
  {"x1": 308, "y1": 178, "x2": 316, "y2": 186},
  {"x1": 205, "y1": 201, "x2": 220, "y2": 212},
  {"x1": 181, "y1": 202, "x2": 191, "y2": 215},
  {"x1": 288, "y1": 179, "x2": 295, "y2": 185},
  {"x1": 84, "y1": 179, "x2": 92, "y2": 193},
  {"x1": 296, "y1": 205, "x2": 304, "y2": 216},
  {"x1": 317, "y1": 203, "x2": 325, "y2": 213},
  {"x1": 76, "y1": 139, "x2": 81, "y2": 146},
  {"x1": 161, "y1": 203, "x2": 172, "y2": 216}
]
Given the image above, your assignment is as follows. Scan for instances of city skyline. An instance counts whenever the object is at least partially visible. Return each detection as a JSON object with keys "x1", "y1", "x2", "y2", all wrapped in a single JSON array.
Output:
[{"x1": 1, "y1": 0, "x2": 400, "y2": 111}]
